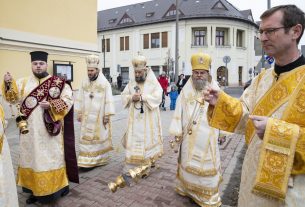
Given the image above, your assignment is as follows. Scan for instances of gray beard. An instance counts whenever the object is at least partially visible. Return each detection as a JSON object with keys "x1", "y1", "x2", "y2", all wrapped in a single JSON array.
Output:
[{"x1": 192, "y1": 77, "x2": 207, "y2": 91}]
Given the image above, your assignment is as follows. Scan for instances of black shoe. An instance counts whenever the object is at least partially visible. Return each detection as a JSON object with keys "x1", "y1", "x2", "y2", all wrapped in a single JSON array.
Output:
[
  {"x1": 61, "y1": 188, "x2": 70, "y2": 197},
  {"x1": 79, "y1": 167, "x2": 95, "y2": 172},
  {"x1": 26, "y1": 195, "x2": 37, "y2": 204}
]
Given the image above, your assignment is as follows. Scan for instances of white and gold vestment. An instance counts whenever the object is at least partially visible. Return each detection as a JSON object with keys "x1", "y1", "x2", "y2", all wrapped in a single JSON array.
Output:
[
  {"x1": 170, "y1": 79, "x2": 222, "y2": 207},
  {"x1": 0, "y1": 105, "x2": 19, "y2": 207},
  {"x1": 208, "y1": 66, "x2": 305, "y2": 206},
  {"x1": 121, "y1": 68, "x2": 163, "y2": 171},
  {"x1": 76, "y1": 73, "x2": 115, "y2": 167}
]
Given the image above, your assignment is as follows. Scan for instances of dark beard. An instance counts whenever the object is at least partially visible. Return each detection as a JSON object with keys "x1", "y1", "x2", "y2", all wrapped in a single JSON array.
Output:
[
  {"x1": 33, "y1": 71, "x2": 49, "y2": 79},
  {"x1": 135, "y1": 76, "x2": 146, "y2": 83},
  {"x1": 192, "y1": 77, "x2": 207, "y2": 91},
  {"x1": 89, "y1": 73, "x2": 99, "y2": 82}
]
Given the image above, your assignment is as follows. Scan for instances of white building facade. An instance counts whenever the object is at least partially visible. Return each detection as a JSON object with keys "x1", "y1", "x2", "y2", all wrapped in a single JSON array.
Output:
[{"x1": 98, "y1": 0, "x2": 259, "y2": 86}]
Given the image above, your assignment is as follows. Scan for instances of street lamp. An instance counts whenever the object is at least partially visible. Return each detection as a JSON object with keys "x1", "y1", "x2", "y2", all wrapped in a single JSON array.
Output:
[
  {"x1": 102, "y1": 35, "x2": 106, "y2": 71},
  {"x1": 175, "y1": 0, "x2": 188, "y2": 82},
  {"x1": 260, "y1": 0, "x2": 271, "y2": 71}
]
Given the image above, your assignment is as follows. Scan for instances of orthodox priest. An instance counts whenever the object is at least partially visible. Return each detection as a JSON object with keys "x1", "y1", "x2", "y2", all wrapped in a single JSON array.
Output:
[
  {"x1": 0, "y1": 104, "x2": 19, "y2": 206},
  {"x1": 204, "y1": 5, "x2": 305, "y2": 206},
  {"x1": 76, "y1": 54, "x2": 115, "y2": 169},
  {"x1": 169, "y1": 52, "x2": 222, "y2": 207},
  {"x1": 2, "y1": 51, "x2": 78, "y2": 206},
  {"x1": 121, "y1": 55, "x2": 163, "y2": 172}
]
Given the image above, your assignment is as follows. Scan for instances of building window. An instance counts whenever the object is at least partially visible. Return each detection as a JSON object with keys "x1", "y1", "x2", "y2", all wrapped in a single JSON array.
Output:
[
  {"x1": 236, "y1": 29, "x2": 245, "y2": 47},
  {"x1": 151, "y1": 33, "x2": 160, "y2": 48},
  {"x1": 192, "y1": 28, "x2": 207, "y2": 46},
  {"x1": 119, "y1": 13, "x2": 134, "y2": 25},
  {"x1": 102, "y1": 38, "x2": 110, "y2": 52},
  {"x1": 146, "y1": 12, "x2": 154, "y2": 17},
  {"x1": 120, "y1": 37, "x2": 124, "y2": 51},
  {"x1": 125, "y1": 36, "x2": 129, "y2": 50},
  {"x1": 120, "y1": 36, "x2": 130, "y2": 51},
  {"x1": 216, "y1": 30, "x2": 224, "y2": 46},
  {"x1": 162, "y1": 32, "x2": 168, "y2": 48},
  {"x1": 215, "y1": 28, "x2": 229, "y2": 46},
  {"x1": 163, "y1": 4, "x2": 184, "y2": 18},
  {"x1": 166, "y1": 9, "x2": 176, "y2": 16},
  {"x1": 120, "y1": 17, "x2": 132, "y2": 24},
  {"x1": 143, "y1": 34, "x2": 149, "y2": 49},
  {"x1": 212, "y1": 1, "x2": 228, "y2": 10},
  {"x1": 108, "y1": 18, "x2": 117, "y2": 24}
]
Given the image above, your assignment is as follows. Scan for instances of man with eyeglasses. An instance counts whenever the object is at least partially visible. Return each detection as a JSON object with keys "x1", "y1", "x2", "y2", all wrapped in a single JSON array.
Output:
[
  {"x1": 169, "y1": 52, "x2": 222, "y2": 207},
  {"x1": 204, "y1": 5, "x2": 305, "y2": 207}
]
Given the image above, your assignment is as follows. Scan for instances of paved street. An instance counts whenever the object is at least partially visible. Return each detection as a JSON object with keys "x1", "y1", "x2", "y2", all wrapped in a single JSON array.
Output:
[{"x1": 3, "y1": 87, "x2": 245, "y2": 207}]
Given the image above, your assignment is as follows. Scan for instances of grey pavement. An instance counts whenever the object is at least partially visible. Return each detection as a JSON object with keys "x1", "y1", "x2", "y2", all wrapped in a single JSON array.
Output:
[{"x1": 4, "y1": 87, "x2": 245, "y2": 207}]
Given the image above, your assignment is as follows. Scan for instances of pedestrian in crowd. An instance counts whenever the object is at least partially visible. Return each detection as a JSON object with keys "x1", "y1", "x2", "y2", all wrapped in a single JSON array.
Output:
[
  {"x1": 121, "y1": 55, "x2": 163, "y2": 173},
  {"x1": 2, "y1": 51, "x2": 79, "y2": 206},
  {"x1": 204, "y1": 5, "x2": 305, "y2": 206},
  {"x1": 169, "y1": 85, "x2": 178, "y2": 110},
  {"x1": 169, "y1": 52, "x2": 222, "y2": 207},
  {"x1": 158, "y1": 71, "x2": 168, "y2": 111},
  {"x1": 0, "y1": 104, "x2": 19, "y2": 206},
  {"x1": 117, "y1": 73, "x2": 122, "y2": 90},
  {"x1": 176, "y1": 73, "x2": 186, "y2": 94},
  {"x1": 75, "y1": 54, "x2": 115, "y2": 170}
]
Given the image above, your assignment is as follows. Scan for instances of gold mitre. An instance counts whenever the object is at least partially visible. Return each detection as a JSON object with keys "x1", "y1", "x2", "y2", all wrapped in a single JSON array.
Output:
[
  {"x1": 191, "y1": 52, "x2": 211, "y2": 71},
  {"x1": 132, "y1": 55, "x2": 147, "y2": 70},
  {"x1": 86, "y1": 54, "x2": 100, "y2": 68}
]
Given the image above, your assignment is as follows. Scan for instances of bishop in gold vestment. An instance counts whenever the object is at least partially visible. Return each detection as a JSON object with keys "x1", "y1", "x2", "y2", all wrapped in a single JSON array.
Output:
[{"x1": 169, "y1": 53, "x2": 222, "y2": 207}]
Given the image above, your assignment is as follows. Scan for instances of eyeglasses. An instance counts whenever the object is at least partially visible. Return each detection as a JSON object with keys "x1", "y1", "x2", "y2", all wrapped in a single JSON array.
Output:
[{"x1": 257, "y1": 27, "x2": 290, "y2": 38}]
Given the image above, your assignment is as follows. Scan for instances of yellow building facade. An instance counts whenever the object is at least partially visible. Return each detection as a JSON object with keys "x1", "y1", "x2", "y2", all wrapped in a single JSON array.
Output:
[{"x1": 0, "y1": 0, "x2": 98, "y2": 89}]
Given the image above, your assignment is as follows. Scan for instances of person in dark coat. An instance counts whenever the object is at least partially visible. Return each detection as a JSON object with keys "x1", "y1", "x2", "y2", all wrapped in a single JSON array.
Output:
[{"x1": 176, "y1": 74, "x2": 186, "y2": 94}]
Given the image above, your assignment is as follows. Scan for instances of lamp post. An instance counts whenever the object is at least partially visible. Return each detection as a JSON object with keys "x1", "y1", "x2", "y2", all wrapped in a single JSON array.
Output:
[
  {"x1": 260, "y1": 0, "x2": 271, "y2": 71},
  {"x1": 102, "y1": 35, "x2": 106, "y2": 72},
  {"x1": 174, "y1": 0, "x2": 187, "y2": 82},
  {"x1": 175, "y1": 0, "x2": 179, "y2": 82}
]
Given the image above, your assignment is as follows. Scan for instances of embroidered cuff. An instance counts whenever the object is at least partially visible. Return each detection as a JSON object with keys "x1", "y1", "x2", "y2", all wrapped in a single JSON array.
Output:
[{"x1": 208, "y1": 91, "x2": 243, "y2": 132}]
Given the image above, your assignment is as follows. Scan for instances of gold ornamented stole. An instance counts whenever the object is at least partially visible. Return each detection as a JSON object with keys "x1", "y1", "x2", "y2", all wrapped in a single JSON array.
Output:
[
  {"x1": 247, "y1": 65, "x2": 305, "y2": 200},
  {"x1": 20, "y1": 76, "x2": 65, "y2": 118},
  {"x1": 245, "y1": 66, "x2": 305, "y2": 145}
]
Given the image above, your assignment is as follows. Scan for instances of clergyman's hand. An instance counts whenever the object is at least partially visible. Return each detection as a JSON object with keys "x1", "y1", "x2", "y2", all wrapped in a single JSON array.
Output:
[
  {"x1": 39, "y1": 100, "x2": 50, "y2": 109},
  {"x1": 249, "y1": 115, "x2": 268, "y2": 139},
  {"x1": 132, "y1": 93, "x2": 141, "y2": 102},
  {"x1": 4, "y1": 72, "x2": 12, "y2": 83},
  {"x1": 203, "y1": 88, "x2": 220, "y2": 106}
]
